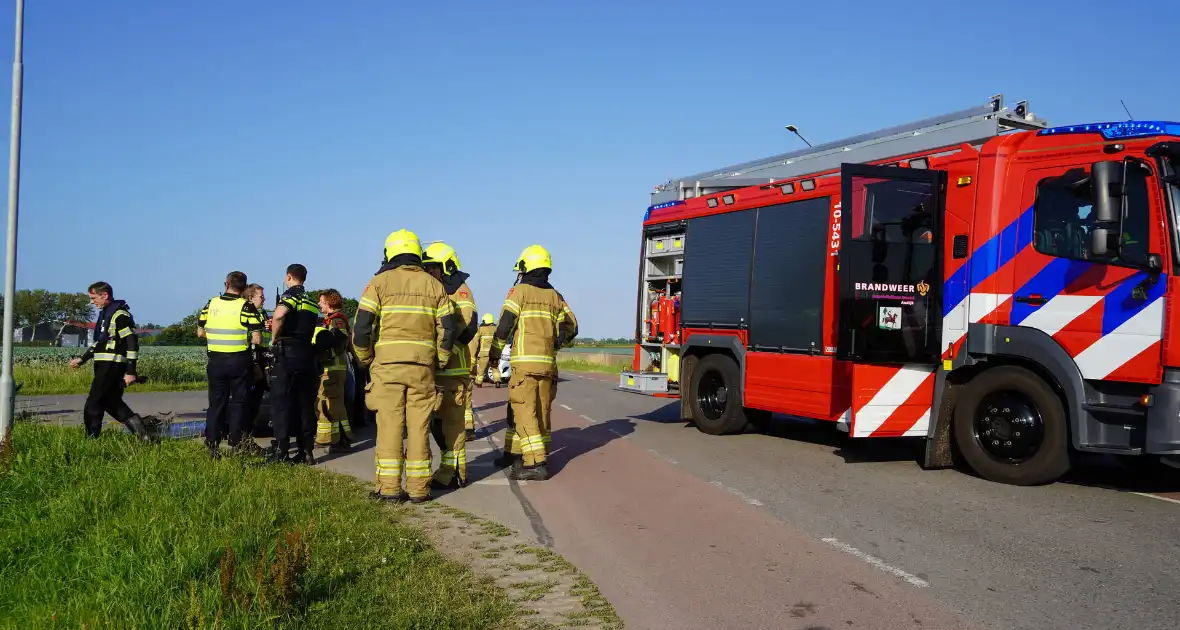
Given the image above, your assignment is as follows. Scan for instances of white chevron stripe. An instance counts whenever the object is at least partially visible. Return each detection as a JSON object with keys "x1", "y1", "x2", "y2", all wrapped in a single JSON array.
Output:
[
  {"x1": 1074, "y1": 298, "x2": 1165, "y2": 380},
  {"x1": 852, "y1": 365, "x2": 933, "y2": 437},
  {"x1": 942, "y1": 293, "x2": 1010, "y2": 352},
  {"x1": 1017, "y1": 294, "x2": 1102, "y2": 338}
]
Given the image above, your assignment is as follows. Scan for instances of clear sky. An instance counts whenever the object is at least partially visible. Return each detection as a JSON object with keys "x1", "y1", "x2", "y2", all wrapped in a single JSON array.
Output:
[{"x1": 0, "y1": 0, "x2": 1176, "y2": 336}]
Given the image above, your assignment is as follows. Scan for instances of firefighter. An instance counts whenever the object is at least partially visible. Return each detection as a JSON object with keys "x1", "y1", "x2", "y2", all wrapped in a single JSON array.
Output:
[
  {"x1": 463, "y1": 312, "x2": 497, "y2": 441},
  {"x1": 68, "y1": 282, "x2": 152, "y2": 441},
  {"x1": 313, "y1": 289, "x2": 354, "y2": 453},
  {"x1": 266, "y1": 264, "x2": 321, "y2": 465},
  {"x1": 352, "y1": 229, "x2": 458, "y2": 503},
  {"x1": 473, "y1": 313, "x2": 497, "y2": 387},
  {"x1": 487, "y1": 245, "x2": 579, "y2": 480},
  {"x1": 196, "y1": 271, "x2": 265, "y2": 458},
  {"x1": 421, "y1": 241, "x2": 478, "y2": 489}
]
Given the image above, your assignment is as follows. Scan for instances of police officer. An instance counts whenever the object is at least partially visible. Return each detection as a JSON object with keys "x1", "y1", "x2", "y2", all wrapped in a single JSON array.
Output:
[
  {"x1": 68, "y1": 281, "x2": 152, "y2": 440},
  {"x1": 266, "y1": 263, "x2": 321, "y2": 465},
  {"x1": 352, "y1": 230, "x2": 458, "y2": 503},
  {"x1": 241, "y1": 283, "x2": 270, "y2": 446},
  {"x1": 197, "y1": 271, "x2": 265, "y2": 458},
  {"x1": 422, "y1": 241, "x2": 478, "y2": 489},
  {"x1": 487, "y1": 245, "x2": 578, "y2": 481}
]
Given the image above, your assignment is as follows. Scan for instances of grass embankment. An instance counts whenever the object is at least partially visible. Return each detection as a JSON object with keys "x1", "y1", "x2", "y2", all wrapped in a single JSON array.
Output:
[{"x1": 0, "y1": 423, "x2": 519, "y2": 629}]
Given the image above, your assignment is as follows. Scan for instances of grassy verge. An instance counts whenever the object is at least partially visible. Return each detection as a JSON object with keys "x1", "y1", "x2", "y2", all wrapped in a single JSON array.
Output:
[
  {"x1": 557, "y1": 358, "x2": 627, "y2": 374},
  {"x1": 0, "y1": 423, "x2": 520, "y2": 629},
  {"x1": 15, "y1": 367, "x2": 208, "y2": 396}
]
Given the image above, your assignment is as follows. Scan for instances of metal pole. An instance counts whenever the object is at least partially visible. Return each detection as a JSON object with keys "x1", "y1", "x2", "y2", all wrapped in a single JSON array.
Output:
[{"x1": 0, "y1": 0, "x2": 24, "y2": 443}]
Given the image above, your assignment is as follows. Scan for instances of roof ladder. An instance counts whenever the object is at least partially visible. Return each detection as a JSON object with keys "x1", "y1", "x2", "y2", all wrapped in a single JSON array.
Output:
[{"x1": 650, "y1": 94, "x2": 1048, "y2": 205}]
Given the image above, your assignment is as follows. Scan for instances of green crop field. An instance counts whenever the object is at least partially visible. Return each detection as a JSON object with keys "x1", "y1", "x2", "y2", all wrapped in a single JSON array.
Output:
[
  {"x1": 14, "y1": 346, "x2": 624, "y2": 396},
  {"x1": 14, "y1": 346, "x2": 208, "y2": 396}
]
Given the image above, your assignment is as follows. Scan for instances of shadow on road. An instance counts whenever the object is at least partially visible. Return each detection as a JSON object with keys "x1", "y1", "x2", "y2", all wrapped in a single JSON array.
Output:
[{"x1": 545, "y1": 418, "x2": 636, "y2": 477}]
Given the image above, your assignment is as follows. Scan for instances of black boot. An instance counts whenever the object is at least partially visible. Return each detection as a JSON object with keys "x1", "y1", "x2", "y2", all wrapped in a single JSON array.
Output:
[
  {"x1": 328, "y1": 434, "x2": 352, "y2": 454},
  {"x1": 465, "y1": 428, "x2": 477, "y2": 442},
  {"x1": 371, "y1": 489, "x2": 407, "y2": 503},
  {"x1": 509, "y1": 462, "x2": 549, "y2": 481},
  {"x1": 124, "y1": 414, "x2": 153, "y2": 443},
  {"x1": 207, "y1": 441, "x2": 221, "y2": 460},
  {"x1": 264, "y1": 440, "x2": 290, "y2": 464}
]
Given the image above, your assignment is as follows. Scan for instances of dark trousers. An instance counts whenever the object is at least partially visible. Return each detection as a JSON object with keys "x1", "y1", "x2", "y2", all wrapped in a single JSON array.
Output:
[
  {"x1": 205, "y1": 351, "x2": 252, "y2": 446},
  {"x1": 270, "y1": 353, "x2": 317, "y2": 454},
  {"x1": 245, "y1": 375, "x2": 266, "y2": 437},
  {"x1": 84, "y1": 362, "x2": 136, "y2": 436}
]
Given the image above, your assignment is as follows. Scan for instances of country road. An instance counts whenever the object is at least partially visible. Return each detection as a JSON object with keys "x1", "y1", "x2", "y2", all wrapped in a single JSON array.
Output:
[
  {"x1": 447, "y1": 372, "x2": 1180, "y2": 630},
  {"x1": 21, "y1": 377, "x2": 1180, "y2": 630}
]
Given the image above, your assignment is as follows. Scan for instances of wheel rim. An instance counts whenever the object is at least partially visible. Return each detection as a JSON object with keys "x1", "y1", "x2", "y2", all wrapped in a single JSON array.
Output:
[
  {"x1": 972, "y1": 391, "x2": 1044, "y2": 463},
  {"x1": 697, "y1": 369, "x2": 728, "y2": 421}
]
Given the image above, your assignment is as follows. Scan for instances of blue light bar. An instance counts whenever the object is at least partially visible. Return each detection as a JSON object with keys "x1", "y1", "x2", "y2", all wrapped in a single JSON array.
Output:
[
  {"x1": 645, "y1": 199, "x2": 685, "y2": 221},
  {"x1": 1037, "y1": 120, "x2": 1180, "y2": 140}
]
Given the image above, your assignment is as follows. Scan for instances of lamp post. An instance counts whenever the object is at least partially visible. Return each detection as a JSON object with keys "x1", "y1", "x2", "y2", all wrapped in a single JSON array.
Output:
[{"x1": 0, "y1": 0, "x2": 25, "y2": 444}]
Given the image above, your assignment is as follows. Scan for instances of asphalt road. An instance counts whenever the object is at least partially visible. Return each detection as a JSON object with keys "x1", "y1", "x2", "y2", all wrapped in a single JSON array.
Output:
[{"x1": 462, "y1": 372, "x2": 1180, "y2": 630}]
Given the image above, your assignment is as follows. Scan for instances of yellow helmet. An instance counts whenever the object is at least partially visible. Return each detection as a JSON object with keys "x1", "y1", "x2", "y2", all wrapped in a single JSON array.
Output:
[
  {"x1": 423, "y1": 241, "x2": 461, "y2": 272},
  {"x1": 384, "y1": 229, "x2": 423, "y2": 261},
  {"x1": 481, "y1": 313, "x2": 494, "y2": 325},
  {"x1": 514, "y1": 244, "x2": 552, "y2": 273}
]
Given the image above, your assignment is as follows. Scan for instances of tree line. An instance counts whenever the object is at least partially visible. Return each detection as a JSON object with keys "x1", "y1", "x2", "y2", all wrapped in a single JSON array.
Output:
[
  {"x1": 0, "y1": 289, "x2": 97, "y2": 329},
  {"x1": 151, "y1": 289, "x2": 360, "y2": 346}
]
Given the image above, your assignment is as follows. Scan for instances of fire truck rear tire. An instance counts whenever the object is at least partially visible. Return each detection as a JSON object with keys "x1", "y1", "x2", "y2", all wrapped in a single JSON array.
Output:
[
  {"x1": 952, "y1": 366, "x2": 1070, "y2": 486},
  {"x1": 689, "y1": 353, "x2": 750, "y2": 436}
]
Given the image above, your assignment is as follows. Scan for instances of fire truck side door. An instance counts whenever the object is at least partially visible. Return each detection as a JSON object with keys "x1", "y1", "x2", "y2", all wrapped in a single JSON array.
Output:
[{"x1": 836, "y1": 163, "x2": 947, "y2": 365}]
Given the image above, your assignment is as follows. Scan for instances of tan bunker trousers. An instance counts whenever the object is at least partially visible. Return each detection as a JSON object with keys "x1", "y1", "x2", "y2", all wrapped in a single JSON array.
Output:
[
  {"x1": 367, "y1": 363, "x2": 438, "y2": 499},
  {"x1": 506, "y1": 371, "x2": 556, "y2": 466},
  {"x1": 433, "y1": 376, "x2": 471, "y2": 486},
  {"x1": 316, "y1": 371, "x2": 353, "y2": 445}
]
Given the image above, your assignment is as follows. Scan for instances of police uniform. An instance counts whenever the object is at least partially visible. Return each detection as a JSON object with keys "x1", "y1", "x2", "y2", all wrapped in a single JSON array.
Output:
[
  {"x1": 243, "y1": 306, "x2": 270, "y2": 441},
  {"x1": 199, "y1": 293, "x2": 265, "y2": 453},
  {"x1": 77, "y1": 299, "x2": 150, "y2": 440},
  {"x1": 268, "y1": 284, "x2": 321, "y2": 464},
  {"x1": 489, "y1": 245, "x2": 578, "y2": 481},
  {"x1": 314, "y1": 311, "x2": 354, "y2": 449},
  {"x1": 422, "y1": 242, "x2": 478, "y2": 488},
  {"x1": 352, "y1": 229, "x2": 459, "y2": 503}
]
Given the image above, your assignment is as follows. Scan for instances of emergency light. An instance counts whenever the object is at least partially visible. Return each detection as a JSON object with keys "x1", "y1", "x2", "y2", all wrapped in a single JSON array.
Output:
[{"x1": 1037, "y1": 121, "x2": 1180, "y2": 140}]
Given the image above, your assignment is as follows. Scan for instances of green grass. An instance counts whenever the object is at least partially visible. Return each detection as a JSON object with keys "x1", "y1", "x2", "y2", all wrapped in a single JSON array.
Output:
[
  {"x1": 14, "y1": 346, "x2": 208, "y2": 396},
  {"x1": 556, "y1": 358, "x2": 627, "y2": 374},
  {"x1": 0, "y1": 423, "x2": 520, "y2": 629}
]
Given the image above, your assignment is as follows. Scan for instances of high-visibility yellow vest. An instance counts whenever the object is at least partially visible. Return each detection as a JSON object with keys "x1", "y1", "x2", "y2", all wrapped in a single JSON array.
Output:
[
  {"x1": 205, "y1": 296, "x2": 251, "y2": 353},
  {"x1": 315, "y1": 326, "x2": 348, "y2": 372}
]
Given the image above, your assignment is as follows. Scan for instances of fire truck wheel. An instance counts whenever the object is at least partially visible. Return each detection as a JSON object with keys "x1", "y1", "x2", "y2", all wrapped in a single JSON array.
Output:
[
  {"x1": 952, "y1": 365, "x2": 1070, "y2": 486},
  {"x1": 689, "y1": 353, "x2": 750, "y2": 435}
]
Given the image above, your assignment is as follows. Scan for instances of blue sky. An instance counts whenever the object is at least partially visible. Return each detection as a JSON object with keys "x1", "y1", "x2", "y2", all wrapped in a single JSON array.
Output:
[{"x1": 0, "y1": 0, "x2": 1177, "y2": 336}]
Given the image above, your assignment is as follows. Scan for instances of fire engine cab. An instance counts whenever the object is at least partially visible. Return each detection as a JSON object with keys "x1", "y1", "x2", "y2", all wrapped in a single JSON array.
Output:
[{"x1": 621, "y1": 94, "x2": 1180, "y2": 486}]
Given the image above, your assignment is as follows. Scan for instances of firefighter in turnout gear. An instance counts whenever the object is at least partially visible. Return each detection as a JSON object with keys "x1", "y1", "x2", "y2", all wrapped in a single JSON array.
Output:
[
  {"x1": 313, "y1": 289, "x2": 354, "y2": 453},
  {"x1": 197, "y1": 271, "x2": 265, "y2": 457},
  {"x1": 472, "y1": 313, "x2": 497, "y2": 387},
  {"x1": 488, "y1": 245, "x2": 579, "y2": 480},
  {"x1": 352, "y1": 229, "x2": 459, "y2": 503},
  {"x1": 69, "y1": 282, "x2": 152, "y2": 440},
  {"x1": 266, "y1": 264, "x2": 322, "y2": 465},
  {"x1": 422, "y1": 241, "x2": 478, "y2": 489},
  {"x1": 463, "y1": 312, "x2": 497, "y2": 441}
]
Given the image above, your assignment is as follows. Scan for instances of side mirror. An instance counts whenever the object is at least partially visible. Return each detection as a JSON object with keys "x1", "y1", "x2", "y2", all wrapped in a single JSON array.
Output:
[
  {"x1": 1090, "y1": 227, "x2": 1119, "y2": 258},
  {"x1": 1091, "y1": 160, "x2": 1124, "y2": 223}
]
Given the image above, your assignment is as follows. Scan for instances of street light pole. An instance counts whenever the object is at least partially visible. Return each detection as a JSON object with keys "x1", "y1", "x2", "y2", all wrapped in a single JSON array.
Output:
[{"x1": 0, "y1": 0, "x2": 25, "y2": 444}]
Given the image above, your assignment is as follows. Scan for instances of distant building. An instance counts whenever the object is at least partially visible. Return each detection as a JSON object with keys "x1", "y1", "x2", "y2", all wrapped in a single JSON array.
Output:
[{"x1": 11, "y1": 321, "x2": 161, "y2": 347}]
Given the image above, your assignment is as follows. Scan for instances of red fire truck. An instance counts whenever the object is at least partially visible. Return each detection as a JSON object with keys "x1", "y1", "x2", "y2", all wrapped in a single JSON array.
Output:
[{"x1": 620, "y1": 94, "x2": 1180, "y2": 486}]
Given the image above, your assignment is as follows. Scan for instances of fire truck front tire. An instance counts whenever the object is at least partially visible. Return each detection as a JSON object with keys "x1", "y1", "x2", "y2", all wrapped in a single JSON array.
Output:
[
  {"x1": 952, "y1": 365, "x2": 1070, "y2": 486},
  {"x1": 689, "y1": 353, "x2": 751, "y2": 435}
]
